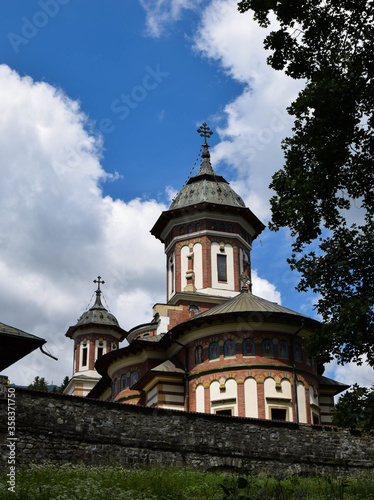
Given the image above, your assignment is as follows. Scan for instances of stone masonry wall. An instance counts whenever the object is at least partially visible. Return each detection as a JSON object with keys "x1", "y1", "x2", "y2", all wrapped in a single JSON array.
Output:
[{"x1": 1, "y1": 384, "x2": 374, "y2": 476}]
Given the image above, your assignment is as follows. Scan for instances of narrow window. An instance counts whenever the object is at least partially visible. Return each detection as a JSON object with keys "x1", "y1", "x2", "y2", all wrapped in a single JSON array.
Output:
[
  {"x1": 82, "y1": 346, "x2": 87, "y2": 367},
  {"x1": 97, "y1": 347, "x2": 103, "y2": 359},
  {"x1": 217, "y1": 254, "x2": 227, "y2": 281},
  {"x1": 170, "y1": 264, "x2": 174, "y2": 292}
]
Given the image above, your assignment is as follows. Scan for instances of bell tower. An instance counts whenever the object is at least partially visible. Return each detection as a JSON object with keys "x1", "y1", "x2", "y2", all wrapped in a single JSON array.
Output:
[
  {"x1": 151, "y1": 123, "x2": 265, "y2": 329},
  {"x1": 64, "y1": 277, "x2": 126, "y2": 396}
]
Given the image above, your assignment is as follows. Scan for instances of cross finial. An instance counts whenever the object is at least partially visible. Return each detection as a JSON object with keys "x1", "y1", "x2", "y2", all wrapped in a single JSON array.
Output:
[
  {"x1": 197, "y1": 122, "x2": 213, "y2": 146},
  {"x1": 93, "y1": 276, "x2": 105, "y2": 292}
]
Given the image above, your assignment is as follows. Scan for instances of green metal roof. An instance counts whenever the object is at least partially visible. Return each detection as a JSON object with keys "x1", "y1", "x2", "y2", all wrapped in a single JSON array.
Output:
[
  {"x1": 0, "y1": 321, "x2": 46, "y2": 371},
  {"x1": 192, "y1": 288, "x2": 310, "y2": 319},
  {"x1": 169, "y1": 146, "x2": 246, "y2": 210}
]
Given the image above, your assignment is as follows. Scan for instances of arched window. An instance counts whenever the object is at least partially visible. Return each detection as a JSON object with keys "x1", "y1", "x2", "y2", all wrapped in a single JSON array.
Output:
[
  {"x1": 209, "y1": 342, "x2": 220, "y2": 360},
  {"x1": 130, "y1": 371, "x2": 139, "y2": 387},
  {"x1": 294, "y1": 344, "x2": 302, "y2": 362},
  {"x1": 224, "y1": 340, "x2": 236, "y2": 357},
  {"x1": 262, "y1": 339, "x2": 273, "y2": 357},
  {"x1": 243, "y1": 338, "x2": 255, "y2": 356},
  {"x1": 120, "y1": 374, "x2": 127, "y2": 391},
  {"x1": 195, "y1": 345, "x2": 203, "y2": 365},
  {"x1": 278, "y1": 341, "x2": 288, "y2": 358},
  {"x1": 188, "y1": 304, "x2": 199, "y2": 317}
]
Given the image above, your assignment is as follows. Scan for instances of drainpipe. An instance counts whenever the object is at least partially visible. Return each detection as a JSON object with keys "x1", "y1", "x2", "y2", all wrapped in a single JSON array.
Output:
[
  {"x1": 291, "y1": 320, "x2": 304, "y2": 424},
  {"x1": 39, "y1": 345, "x2": 58, "y2": 361},
  {"x1": 170, "y1": 337, "x2": 189, "y2": 411}
]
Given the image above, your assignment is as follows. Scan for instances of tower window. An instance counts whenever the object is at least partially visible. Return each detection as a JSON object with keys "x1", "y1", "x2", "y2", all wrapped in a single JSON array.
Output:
[
  {"x1": 170, "y1": 263, "x2": 174, "y2": 292},
  {"x1": 217, "y1": 254, "x2": 227, "y2": 281},
  {"x1": 82, "y1": 347, "x2": 87, "y2": 367},
  {"x1": 97, "y1": 347, "x2": 103, "y2": 359}
]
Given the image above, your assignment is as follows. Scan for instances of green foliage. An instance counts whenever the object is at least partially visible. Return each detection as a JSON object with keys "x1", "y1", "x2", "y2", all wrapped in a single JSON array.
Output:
[
  {"x1": 2, "y1": 465, "x2": 374, "y2": 500},
  {"x1": 58, "y1": 376, "x2": 70, "y2": 393},
  {"x1": 333, "y1": 384, "x2": 374, "y2": 431},
  {"x1": 27, "y1": 376, "x2": 69, "y2": 393},
  {"x1": 27, "y1": 376, "x2": 48, "y2": 391},
  {"x1": 238, "y1": 0, "x2": 374, "y2": 366}
]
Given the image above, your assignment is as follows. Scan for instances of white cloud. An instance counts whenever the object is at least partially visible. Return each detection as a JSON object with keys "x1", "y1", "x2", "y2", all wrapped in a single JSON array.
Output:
[
  {"x1": 325, "y1": 359, "x2": 374, "y2": 389},
  {"x1": 0, "y1": 64, "x2": 283, "y2": 389},
  {"x1": 0, "y1": 65, "x2": 166, "y2": 387},
  {"x1": 139, "y1": 0, "x2": 203, "y2": 37},
  {"x1": 193, "y1": 0, "x2": 302, "y2": 221},
  {"x1": 252, "y1": 269, "x2": 281, "y2": 304}
]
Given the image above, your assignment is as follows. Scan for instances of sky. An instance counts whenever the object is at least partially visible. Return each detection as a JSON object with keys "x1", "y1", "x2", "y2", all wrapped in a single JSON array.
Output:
[{"x1": 0, "y1": 0, "x2": 373, "y2": 391}]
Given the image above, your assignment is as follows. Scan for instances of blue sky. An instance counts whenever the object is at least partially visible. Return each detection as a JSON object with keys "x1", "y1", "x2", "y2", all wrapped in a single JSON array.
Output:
[{"x1": 0, "y1": 0, "x2": 372, "y2": 389}]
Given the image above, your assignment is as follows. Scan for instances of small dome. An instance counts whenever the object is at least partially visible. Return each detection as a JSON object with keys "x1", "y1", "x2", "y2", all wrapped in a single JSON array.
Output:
[
  {"x1": 75, "y1": 292, "x2": 119, "y2": 328},
  {"x1": 169, "y1": 146, "x2": 246, "y2": 210}
]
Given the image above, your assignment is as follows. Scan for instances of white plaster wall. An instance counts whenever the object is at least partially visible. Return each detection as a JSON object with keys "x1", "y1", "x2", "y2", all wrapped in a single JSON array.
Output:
[
  {"x1": 211, "y1": 242, "x2": 234, "y2": 290},
  {"x1": 193, "y1": 242, "x2": 203, "y2": 289},
  {"x1": 196, "y1": 384, "x2": 205, "y2": 413},
  {"x1": 264, "y1": 378, "x2": 293, "y2": 422},
  {"x1": 180, "y1": 245, "x2": 189, "y2": 291},
  {"x1": 244, "y1": 378, "x2": 258, "y2": 418},
  {"x1": 297, "y1": 382, "x2": 307, "y2": 423},
  {"x1": 210, "y1": 378, "x2": 238, "y2": 416}
]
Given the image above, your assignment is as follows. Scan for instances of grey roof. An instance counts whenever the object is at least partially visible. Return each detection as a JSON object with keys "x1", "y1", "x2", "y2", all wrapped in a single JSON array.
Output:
[
  {"x1": 169, "y1": 146, "x2": 246, "y2": 210},
  {"x1": 0, "y1": 321, "x2": 46, "y2": 371},
  {"x1": 318, "y1": 375, "x2": 350, "y2": 388},
  {"x1": 191, "y1": 288, "x2": 312, "y2": 321},
  {"x1": 75, "y1": 292, "x2": 119, "y2": 328},
  {"x1": 0, "y1": 322, "x2": 46, "y2": 341}
]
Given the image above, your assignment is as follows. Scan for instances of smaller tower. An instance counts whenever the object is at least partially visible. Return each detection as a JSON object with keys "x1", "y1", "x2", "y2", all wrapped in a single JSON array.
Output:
[{"x1": 64, "y1": 277, "x2": 126, "y2": 396}]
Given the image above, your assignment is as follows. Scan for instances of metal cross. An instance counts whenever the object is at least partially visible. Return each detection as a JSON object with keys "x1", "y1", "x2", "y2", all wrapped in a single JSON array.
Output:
[
  {"x1": 197, "y1": 122, "x2": 213, "y2": 145},
  {"x1": 93, "y1": 276, "x2": 105, "y2": 291}
]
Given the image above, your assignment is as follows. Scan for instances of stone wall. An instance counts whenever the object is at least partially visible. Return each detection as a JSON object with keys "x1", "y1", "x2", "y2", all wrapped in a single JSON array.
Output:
[{"x1": 1, "y1": 384, "x2": 374, "y2": 476}]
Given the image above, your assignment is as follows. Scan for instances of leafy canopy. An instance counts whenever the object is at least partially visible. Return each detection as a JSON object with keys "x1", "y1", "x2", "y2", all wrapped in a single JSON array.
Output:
[
  {"x1": 333, "y1": 384, "x2": 374, "y2": 431},
  {"x1": 238, "y1": 0, "x2": 374, "y2": 366}
]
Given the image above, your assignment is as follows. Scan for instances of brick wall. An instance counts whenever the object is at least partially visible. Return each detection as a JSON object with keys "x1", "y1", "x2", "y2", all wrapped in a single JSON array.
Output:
[{"x1": 1, "y1": 385, "x2": 374, "y2": 476}]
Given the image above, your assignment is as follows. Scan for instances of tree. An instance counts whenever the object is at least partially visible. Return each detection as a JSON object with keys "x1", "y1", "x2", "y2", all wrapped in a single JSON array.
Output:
[
  {"x1": 333, "y1": 384, "x2": 374, "y2": 431},
  {"x1": 58, "y1": 376, "x2": 70, "y2": 394},
  {"x1": 28, "y1": 376, "x2": 49, "y2": 391},
  {"x1": 238, "y1": 0, "x2": 374, "y2": 366}
]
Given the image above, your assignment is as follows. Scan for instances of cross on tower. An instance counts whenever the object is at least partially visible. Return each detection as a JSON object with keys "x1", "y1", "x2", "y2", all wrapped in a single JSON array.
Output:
[
  {"x1": 197, "y1": 122, "x2": 213, "y2": 146},
  {"x1": 93, "y1": 276, "x2": 105, "y2": 292}
]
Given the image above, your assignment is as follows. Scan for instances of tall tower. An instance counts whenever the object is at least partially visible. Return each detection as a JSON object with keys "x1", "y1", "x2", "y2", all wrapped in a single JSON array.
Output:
[
  {"x1": 64, "y1": 277, "x2": 126, "y2": 396},
  {"x1": 151, "y1": 123, "x2": 265, "y2": 330}
]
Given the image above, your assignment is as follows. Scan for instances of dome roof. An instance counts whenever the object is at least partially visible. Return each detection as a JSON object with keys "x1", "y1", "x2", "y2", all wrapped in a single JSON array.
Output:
[
  {"x1": 75, "y1": 292, "x2": 119, "y2": 328},
  {"x1": 169, "y1": 146, "x2": 246, "y2": 210},
  {"x1": 65, "y1": 277, "x2": 126, "y2": 340},
  {"x1": 170, "y1": 286, "x2": 320, "y2": 335}
]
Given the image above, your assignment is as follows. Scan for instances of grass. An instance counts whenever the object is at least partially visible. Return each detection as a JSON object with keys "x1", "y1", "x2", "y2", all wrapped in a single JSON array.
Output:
[{"x1": 0, "y1": 464, "x2": 374, "y2": 499}]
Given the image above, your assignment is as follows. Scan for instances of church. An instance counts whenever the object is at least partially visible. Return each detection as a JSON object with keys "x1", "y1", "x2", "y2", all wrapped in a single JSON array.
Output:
[{"x1": 63, "y1": 123, "x2": 348, "y2": 425}]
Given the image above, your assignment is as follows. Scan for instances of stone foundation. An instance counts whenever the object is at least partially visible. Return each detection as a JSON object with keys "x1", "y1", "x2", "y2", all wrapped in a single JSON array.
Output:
[{"x1": 0, "y1": 381, "x2": 373, "y2": 476}]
